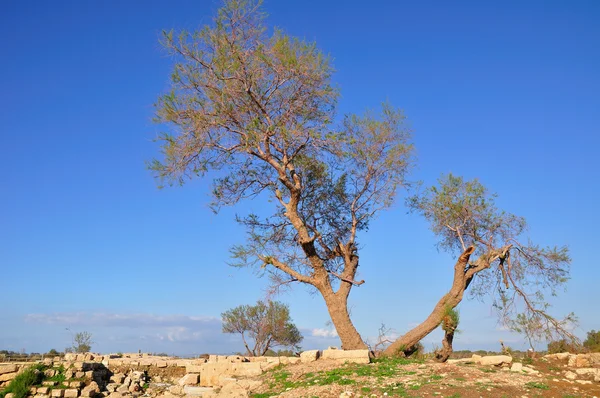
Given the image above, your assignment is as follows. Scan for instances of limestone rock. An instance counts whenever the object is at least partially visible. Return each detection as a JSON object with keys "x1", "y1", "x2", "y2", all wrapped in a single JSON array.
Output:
[
  {"x1": 321, "y1": 349, "x2": 370, "y2": 364},
  {"x1": 183, "y1": 386, "x2": 215, "y2": 396},
  {"x1": 0, "y1": 372, "x2": 18, "y2": 383},
  {"x1": 178, "y1": 373, "x2": 199, "y2": 386},
  {"x1": 168, "y1": 385, "x2": 184, "y2": 395},
  {"x1": 565, "y1": 371, "x2": 577, "y2": 380},
  {"x1": 0, "y1": 365, "x2": 17, "y2": 375},
  {"x1": 186, "y1": 365, "x2": 203, "y2": 374},
  {"x1": 63, "y1": 389, "x2": 79, "y2": 398},
  {"x1": 478, "y1": 355, "x2": 512, "y2": 366},
  {"x1": 510, "y1": 363, "x2": 523, "y2": 372},
  {"x1": 522, "y1": 366, "x2": 539, "y2": 375},
  {"x1": 51, "y1": 389, "x2": 64, "y2": 398},
  {"x1": 300, "y1": 350, "x2": 321, "y2": 363}
]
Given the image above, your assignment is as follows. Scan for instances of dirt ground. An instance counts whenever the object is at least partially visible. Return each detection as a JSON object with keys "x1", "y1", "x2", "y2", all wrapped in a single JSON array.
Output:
[{"x1": 249, "y1": 357, "x2": 600, "y2": 398}]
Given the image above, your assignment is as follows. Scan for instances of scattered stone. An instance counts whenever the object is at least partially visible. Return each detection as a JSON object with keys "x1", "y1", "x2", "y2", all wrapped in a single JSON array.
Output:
[
  {"x1": 522, "y1": 366, "x2": 539, "y2": 375},
  {"x1": 478, "y1": 355, "x2": 512, "y2": 366},
  {"x1": 510, "y1": 363, "x2": 523, "y2": 372},
  {"x1": 565, "y1": 371, "x2": 577, "y2": 380},
  {"x1": 183, "y1": 386, "x2": 215, "y2": 396},
  {"x1": 168, "y1": 385, "x2": 184, "y2": 395},
  {"x1": 178, "y1": 373, "x2": 199, "y2": 386}
]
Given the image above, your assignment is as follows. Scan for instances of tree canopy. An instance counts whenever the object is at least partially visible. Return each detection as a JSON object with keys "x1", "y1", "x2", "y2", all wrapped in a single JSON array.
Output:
[
  {"x1": 153, "y1": 0, "x2": 412, "y2": 349},
  {"x1": 383, "y1": 174, "x2": 575, "y2": 355},
  {"x1": 222, "y1": 300, "x2": 303, "y2": 356}
]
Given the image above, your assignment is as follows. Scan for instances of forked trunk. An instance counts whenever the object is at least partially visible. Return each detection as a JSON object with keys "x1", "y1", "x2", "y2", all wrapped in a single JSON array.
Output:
[
  {"x1": 323, "y1": 292, "x2": 368, "y2": 350},
  {"x1": 383, "y1": 247, "x2": 475, "y2": 356}
]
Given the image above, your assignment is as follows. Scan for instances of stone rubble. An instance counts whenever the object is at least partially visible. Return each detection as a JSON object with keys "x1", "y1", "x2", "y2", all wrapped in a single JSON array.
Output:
[{"x1": 0, "y1": 349, "x2": 371, "y2": 398}]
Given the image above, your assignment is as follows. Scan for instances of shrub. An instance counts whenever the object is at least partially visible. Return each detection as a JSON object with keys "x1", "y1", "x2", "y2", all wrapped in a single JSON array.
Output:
[
  {"x1": 547, "y1": 339, "x2": 579, "y2": 354},
  {"x1": 583, "y1": 330, "x2": 600, "y2": 352},
  {"x1": 0, "y1": 367, "x2": 44, "y2": 398}
]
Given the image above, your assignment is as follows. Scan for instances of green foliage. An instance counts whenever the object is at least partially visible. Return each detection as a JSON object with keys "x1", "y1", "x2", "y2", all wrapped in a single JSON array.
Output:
[
  {"x1": 222, "y1": 300, "x2": 302, "y2": 356},
  {"x1": 547, "y1": 339, "x2": 579, "y2": 354},
  {"x1": 46, "y1": 349, "x2": 59, "y2": 356},
  {"x1": 153, "y1": 0, "x2": 413, "y2": 348},
  {"x1": 409, "y1": 173, "x2": 575, "y2": 345},
  {"x1": 521, "y1": 357, "x2": 533, "y2": 365},
  {"x1": 0, "y1": 367, "x2": 43, "y2": 398},
  {"x1": 441, "y1": 305, "x2": 460, "y2": 333},
  {"x1": 583, "y1": 329, "x2": 600, "y2": 352},
  {"x1": 524, "y1": 381, "x2": 550, "y2": 390}
]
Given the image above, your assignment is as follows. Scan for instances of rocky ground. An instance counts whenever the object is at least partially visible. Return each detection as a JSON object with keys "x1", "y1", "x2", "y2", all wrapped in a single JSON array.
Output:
[
  {"x1": 1, "y1": 351, "x2": 599, "y2": 398},
  {"x1": 250, "y1": 354, "x2": 600, "y2": 397}
]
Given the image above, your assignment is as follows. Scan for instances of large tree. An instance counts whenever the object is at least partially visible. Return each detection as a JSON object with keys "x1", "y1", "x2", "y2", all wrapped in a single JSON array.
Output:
[
  {"x1": 384, "y1": 174, "x2": 576, "y2": 356},
  {"x1": 152, "y1": 0, "x2": 413, "y2": 349}
]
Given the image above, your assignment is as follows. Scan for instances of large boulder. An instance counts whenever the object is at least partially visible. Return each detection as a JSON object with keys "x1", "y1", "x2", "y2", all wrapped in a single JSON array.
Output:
[{"x1": 477, "y1": 355, "x2": 512, "y2": 366}]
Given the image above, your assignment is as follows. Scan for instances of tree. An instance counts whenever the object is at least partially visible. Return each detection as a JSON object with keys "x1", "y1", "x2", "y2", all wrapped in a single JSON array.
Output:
[
  {"x1": 583, "y1": 330, "x2": 600, "y2": 352},
  {"x1": 152, "y1": 0, "x2": 412, "y2": 349},
  {"x1": 72, "y1": 331, "x2": 93, "y2": 353},
  {"x1": 222, "y1": 300, "x2": 303, "y2": 356},
  {"x1": 384, "y1": 174, "x2": 576, "y2": 356}
]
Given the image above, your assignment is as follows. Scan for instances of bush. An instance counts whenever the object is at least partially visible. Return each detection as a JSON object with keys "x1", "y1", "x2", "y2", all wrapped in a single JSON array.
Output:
[
  {"x1": 0, "y1": 367, "x2": 44, "y2": 398},
  {"x1": 583, "y1": 330, "x2": 600, "y2": 352},
  {"x1": 547, "y1": 339, "x2": 579, "y2": 354}
]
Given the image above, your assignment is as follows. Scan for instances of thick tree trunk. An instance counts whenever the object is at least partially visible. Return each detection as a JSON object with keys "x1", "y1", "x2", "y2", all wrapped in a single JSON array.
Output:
[
  {"x1": 383, "y1": 247, "x2": 475, "y2": 356},
  {"x1": 323, "y1": 291, "x2": 368, "y2": 350}
]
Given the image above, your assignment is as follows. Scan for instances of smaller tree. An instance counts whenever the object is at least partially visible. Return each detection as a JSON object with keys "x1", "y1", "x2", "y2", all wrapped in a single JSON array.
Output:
[
  {"x1": 583, "y1": 330, "x2": 600, "y2": 352},
  {"x1": 222, "y1": 300, "x2": 303, "y2": 356},
  {"x1": 72, "y1": 331, "x2": 93, "y2": 353}
]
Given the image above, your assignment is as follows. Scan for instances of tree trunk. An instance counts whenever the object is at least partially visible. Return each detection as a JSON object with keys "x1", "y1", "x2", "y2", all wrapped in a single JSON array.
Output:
[
  {"x1": 322, "y1": 291, "x2": 368, "y2": 350},
  {"x1": 383, "y1": 247, "x2": 475, "y2": 356},
  {"x1": 435, "y1": 328, "x2": 455, "y2": 362}
]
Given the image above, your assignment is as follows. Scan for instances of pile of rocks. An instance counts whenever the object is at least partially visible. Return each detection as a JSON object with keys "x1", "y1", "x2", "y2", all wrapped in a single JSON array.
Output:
[{"x1": 0, "y1": 349, "x2": 371, "y2": 398}]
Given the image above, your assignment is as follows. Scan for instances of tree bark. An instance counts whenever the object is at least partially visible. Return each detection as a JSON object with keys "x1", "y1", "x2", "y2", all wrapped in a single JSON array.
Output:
[
  {"x1": 435, "y1": 328, "x2": 455, "y2": 363},
  {"x1": 383, "y1": 247, "x2": 475, "y2": 356},
  {"x1": 322, "y1": 290, "x2": 368, "y2": 350}
]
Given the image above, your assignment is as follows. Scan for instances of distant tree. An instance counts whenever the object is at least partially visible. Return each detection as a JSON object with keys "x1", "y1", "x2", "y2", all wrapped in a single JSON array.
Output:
[
  {"x1": 46, "y1": 349, "x2": 59, "y2": 356},
  {"x1": 72, "y1": 331, "x2": 93, "y2": 353},
  {"x1": 222, "y1": 300, "x2": 303, "y2": 356},
  {"x1": 384, "y1": 174, "x2": 576, "y2": 356},
  {"x1": 152, "y1": 0, "x2": 412, "y2": 350},
  {"x1": 583, "y1": 330, "x2": 600, "y2": 352}
]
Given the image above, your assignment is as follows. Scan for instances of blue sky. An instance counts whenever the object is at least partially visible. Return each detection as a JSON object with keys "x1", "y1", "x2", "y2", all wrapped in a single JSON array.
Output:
[{"x1": 1, "y1": 0, "x2": 598, "y2": 355}]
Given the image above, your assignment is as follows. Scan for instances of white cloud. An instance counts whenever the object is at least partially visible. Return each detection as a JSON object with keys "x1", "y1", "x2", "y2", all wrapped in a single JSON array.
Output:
[
  {"x1": 24, "y1": 312, "x2": 219, "y2": 329},
  {"x1": 311, "y1": 328, "x2": 338, "y2": 338}
]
